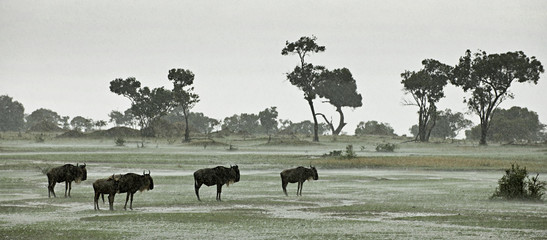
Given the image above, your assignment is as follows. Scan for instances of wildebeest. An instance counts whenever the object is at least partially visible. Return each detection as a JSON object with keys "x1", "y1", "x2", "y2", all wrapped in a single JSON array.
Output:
[
  {"x1": 93, "y1": 174, "x2": 121, "y2": 211},
  {"x1": 46, "y1": 163, "x2": 87, "y2": 198},
  {"x1": 118, "y1": 171, "x2": 154, "y2": 210},
  {"x1": 280, "y1": 166, "x2": 318, "y2": 196},
  {"x1": 194, "y1": 165, "x2": 240, "y2": 201}
]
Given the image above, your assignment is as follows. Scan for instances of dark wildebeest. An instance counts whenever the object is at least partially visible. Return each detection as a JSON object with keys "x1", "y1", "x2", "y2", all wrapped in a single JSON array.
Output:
[
  {"x1": 194, "y1": 165, "x2": 240, "y2": 201},
  {"x1": 280, "y1": 166, "x2": 318, "y2": 196},
  {"x1": 118, "y1": 171, "x2": 154, "y2": 210},
  {"x1": 93, "y1": 174, "x2": 121, "y2": 211},
  {"x1": 47, "y1": 163, "x2": 87, "y2": 198}
]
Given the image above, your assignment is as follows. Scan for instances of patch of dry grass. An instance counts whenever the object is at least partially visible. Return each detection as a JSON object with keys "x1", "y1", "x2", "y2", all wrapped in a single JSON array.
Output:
[{"x1": 316, "y1": 155, "x2": 547, "y2": 172}]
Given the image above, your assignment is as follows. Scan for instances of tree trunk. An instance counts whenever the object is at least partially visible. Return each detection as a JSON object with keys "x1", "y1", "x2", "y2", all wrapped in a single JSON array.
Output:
[
  {"x1": 308, "y1": 99, "x2": 319, "y2": 142},
  {"x1": 479, "y1": 122, "x2": 488, "y2": 146},
  {"x1": 333, "y1": 106, "x2": 347, "y2": 135},
  {"x1": 182, "y1": 106, "x2": 191, "y2": 142},
  {"x1": 316, "y1": 113, "x2": 335, "y2": 135}
]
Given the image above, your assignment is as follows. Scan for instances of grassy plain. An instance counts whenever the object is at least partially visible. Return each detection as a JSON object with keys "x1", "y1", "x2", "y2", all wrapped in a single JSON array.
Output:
[{"x1": 0, "y1": 134, "x2": 546, "y2": 239}]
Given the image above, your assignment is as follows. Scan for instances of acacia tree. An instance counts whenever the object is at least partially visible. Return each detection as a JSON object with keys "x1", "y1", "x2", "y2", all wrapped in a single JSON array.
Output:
[
  {"x1": 451, "y1": 50, "x2": 544, "y2": 145},
  {"x1": 167, "y1": 68, "x2": 200, "y2": 142},
  {"x1": 110, "y1": 77, "x2": 174, "y2": 146},
  {"x1": 315, "y1": 68, "x2": 363, "y2": 135},
  {"x1": 282, "y1": 35, "x2": 325, "y2": 142},
  {"x1": 401, "y1": 59, "x2": 452, "y2": 142}
]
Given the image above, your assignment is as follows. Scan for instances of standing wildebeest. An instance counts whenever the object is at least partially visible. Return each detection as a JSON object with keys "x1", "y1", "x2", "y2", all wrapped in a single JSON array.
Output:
[
  {"x1": 118, "y1": 171, "x2": 154, "y2": 210},
  {"x1": 93, "y1": 174, "x2": 121, "y2": 211},
  {"x1": 47, "y1": 163, "x2": 87, "y2": 198},
  {"x1": 280, "y1": 166, "x2": 318, "y2": 196},
  {"x1": 194, "y1": 165, "x2": 240, "y2": 201}
]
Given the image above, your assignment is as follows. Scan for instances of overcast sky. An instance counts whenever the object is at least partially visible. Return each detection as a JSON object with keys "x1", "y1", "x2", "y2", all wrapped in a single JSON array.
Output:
[{"x1": 1, "y1": 0, "x2": 546, "y2": 136}]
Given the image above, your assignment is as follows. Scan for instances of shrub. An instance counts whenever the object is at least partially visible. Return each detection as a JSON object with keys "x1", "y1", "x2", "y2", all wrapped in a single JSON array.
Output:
[
  {"x1": 35, "y1": 134, "x2": 45, "y2": 143},
  {"x1": 323, "y1": 150, "x2": 342, "y2": 157},
  {"x1": 376, "y1": 143, "x2": 396, "y2": 152},
  {"x1": 344, "y1": 144, "x2": 357, "y2": 159},
  {"x1": 115, "y1": 137, "x2": 126, "y2": 146},
  {"x1": 491, "y1": 164, "x2": 546, "y2": 201}
]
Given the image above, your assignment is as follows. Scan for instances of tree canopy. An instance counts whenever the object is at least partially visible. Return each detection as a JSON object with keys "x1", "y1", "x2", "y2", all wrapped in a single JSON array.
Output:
[
  {"x1": 26, "y1": 108, "x2": 62, "y2": 132},
  {"x1": 466, "y1": 106, "x2": 545, "y2": 143},
  {"x1": 0, "y1": 95, "x2": 25, "y2": 132},
  {"x1": 315, "y1": 68, "x2": 363, "y2": 135},
  {"x1": 259, "y1": 107, "x2": 279, "y2": 135},
  {"x1": 451, "y1": 50, "x2": 544, "y2": 145},
  {"x1": 355, "y1": 121, "x2": 395, "y2": 136}
]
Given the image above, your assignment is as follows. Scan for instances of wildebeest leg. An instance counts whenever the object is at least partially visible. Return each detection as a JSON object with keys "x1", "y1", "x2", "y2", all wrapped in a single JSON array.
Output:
[
  {"x1": 108, "y1": 194, "x2": 115, "y2": 211},
  {"x1": 216, "y1": 184, "x2": 222, "y2": 201},
  {"x1": 65, "y1": 181, "x2": 71, "y2": 198},
  {"x1": 101, "y1": 193, "x2": 105, "y2": 203},
  {"x1": 129, "y1": 192, "x2": 134, "y2": 210},
  {"x1": 94, "y1": 192, "x2": 100, "y2": 210},
  {"x1": 195, "y1": 181, "x2": 203, "y2": 201},
  {"x1": 282, "y1": 180, "x2": 288, "y2": 196},
  {"x1": 299, "y1": 181, "x2": 304, "y2": 196},
  {"x1": 124, "y1": 192, "x2": 130, "y2": 210},
  {"x1": 48, "y1": 180, "x2": 56, "y2": 198}
]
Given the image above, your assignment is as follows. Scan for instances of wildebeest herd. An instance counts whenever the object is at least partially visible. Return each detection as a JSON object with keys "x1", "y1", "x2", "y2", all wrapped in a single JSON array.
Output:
[{"x1": 46, "y1": 163, "x2": 318, "y2": 211}]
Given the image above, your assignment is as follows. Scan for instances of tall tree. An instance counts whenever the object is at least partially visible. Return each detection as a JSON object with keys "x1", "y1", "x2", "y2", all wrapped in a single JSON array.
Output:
[
  {"x1": 167, "y1": 68, "x2": 200, "y2": 142},
  {"x1": 401, "y1": 59, "x2": 452, "y2": 142},
  {"x1": 451, "y1": 50, "x2": 544, "y2": 145},
  {"x1": 282, "y1": 35, "x2": 326, "y2": 142},
  {"x1": 0, "y1": 95, "x2": 25, "y2": 132},
  {"x1": 315, "y1": 68, "x2": 363, "y2": 135},
  {"x1": 110, "y1": 77, "x2": 174, "y2": 146}
]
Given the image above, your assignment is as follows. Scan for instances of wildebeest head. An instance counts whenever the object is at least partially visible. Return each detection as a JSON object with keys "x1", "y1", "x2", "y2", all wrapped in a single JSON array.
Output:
[
  {"x1": 310, "y1": 166, "x2": 318, "y2": 180},
  {"x1": 231, "y1": 165, "x2": 240, "y2": 183},
  {"x1": 79, "y1": 163, "x2": 87, "y2": 181},
  {"x1": 141, "y1": 170, "x2": 154, "y2": 191},
  {"x1": 73, "y1": 163, "x2": 87, "y2": 183}
]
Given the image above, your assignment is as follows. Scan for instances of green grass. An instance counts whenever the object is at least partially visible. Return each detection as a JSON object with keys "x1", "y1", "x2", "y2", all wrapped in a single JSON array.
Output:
[{"x1": 0, "y1": 135, "x2": 546, "y2": 239}]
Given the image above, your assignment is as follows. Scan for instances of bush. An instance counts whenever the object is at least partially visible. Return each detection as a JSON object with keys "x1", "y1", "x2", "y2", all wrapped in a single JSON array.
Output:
[
  {"x1": 376, "y1": 143, "x2": 396, "y2": 152},
  {"x1": 344, "y1": 144, "x2": 357, "y2": 159},
  {"x1": 491, "y1": 164, "x2": 546, "y2": 201},
  {"x1": 115, "y1": 137, "x2": 126, "y2": 146},
  {"x1": 323, "y1": 150, "x2": 342, "y2": 157}
]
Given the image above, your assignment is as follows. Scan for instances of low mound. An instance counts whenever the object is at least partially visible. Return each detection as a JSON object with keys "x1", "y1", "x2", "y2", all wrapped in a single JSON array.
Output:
[
  {"x1": 187, "y1": 138, "x2": 229, "y2": 147},
  {"x1": 261, "y1": 137, "x2": 319, "y2": 146},
  {"x1": 56, "y1": 130, "x2": 85, "y2": 138},
  {"x1": 86, "y1": 127, "x2": 141, "y2": 138}
]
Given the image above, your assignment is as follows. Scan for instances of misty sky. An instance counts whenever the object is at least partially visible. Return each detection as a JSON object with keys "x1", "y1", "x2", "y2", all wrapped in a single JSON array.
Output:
[{"x1": 1, "y1": 1, "x2": 546, "y2": 136}]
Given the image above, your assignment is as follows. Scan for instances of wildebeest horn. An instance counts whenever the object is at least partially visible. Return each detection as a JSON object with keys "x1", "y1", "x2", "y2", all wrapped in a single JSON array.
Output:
[{"x1": 148, "y1": 170, "x2": 151, "y2": 175}]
